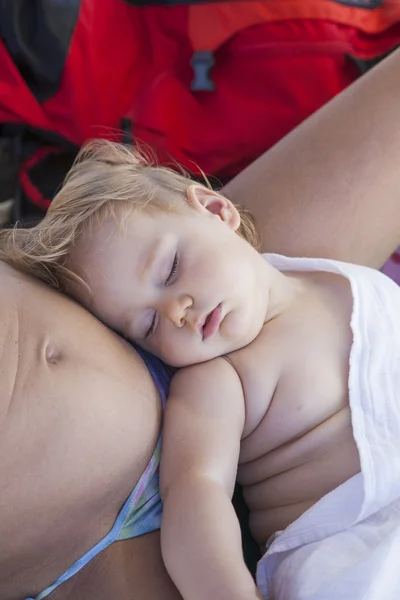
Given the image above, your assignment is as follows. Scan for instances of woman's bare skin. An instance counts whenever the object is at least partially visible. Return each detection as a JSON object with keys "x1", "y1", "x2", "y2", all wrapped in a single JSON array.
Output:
[
  {"x1": 224, "y1": 48, "x2": 400, "y2": 269},
  {"x1": 0, "y1": 261, "x2": 166, "y2": 600}
]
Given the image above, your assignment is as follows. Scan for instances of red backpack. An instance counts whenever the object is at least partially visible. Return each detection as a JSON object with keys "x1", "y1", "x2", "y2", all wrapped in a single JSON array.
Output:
[{"x1": 1, "y1": 0, "x2": 400, "y2": 223}]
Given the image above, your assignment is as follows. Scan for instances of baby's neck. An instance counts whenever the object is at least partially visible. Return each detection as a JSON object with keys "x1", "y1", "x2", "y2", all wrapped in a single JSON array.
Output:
[{"x1": 262, "y1": 263, "x2": 305, "y2": 324}]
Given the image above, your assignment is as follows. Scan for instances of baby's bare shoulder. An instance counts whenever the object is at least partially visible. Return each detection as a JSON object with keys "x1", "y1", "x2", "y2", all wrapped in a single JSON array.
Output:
[
  {"x1": 224, "y1": 326, "x2": 285, "y2": 432},
  {"x1": 172, "y1": 356, "x2": 243, "y2": 398}
]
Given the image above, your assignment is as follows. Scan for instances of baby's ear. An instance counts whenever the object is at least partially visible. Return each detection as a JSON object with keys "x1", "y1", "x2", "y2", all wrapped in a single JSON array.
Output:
[{"x1": 186, "y1": 185, "x2": 240, "y2": 231}]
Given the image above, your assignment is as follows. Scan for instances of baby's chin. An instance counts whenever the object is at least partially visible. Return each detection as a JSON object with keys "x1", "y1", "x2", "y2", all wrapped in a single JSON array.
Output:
[
  {"x1": 165, "y1": 354, "x2": 217, "y2": 369},
  {"x1": 162, "y1": 343, "x2": 239, "y2": 369}
]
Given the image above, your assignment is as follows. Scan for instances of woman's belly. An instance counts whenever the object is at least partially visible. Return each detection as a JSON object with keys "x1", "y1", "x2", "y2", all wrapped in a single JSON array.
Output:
[
  {"x1": 238, "y1": 406, "x2": 360, "y2": 545},
  {"x1": 0, "y1": 263, "x2": 161, "y2": 599}
]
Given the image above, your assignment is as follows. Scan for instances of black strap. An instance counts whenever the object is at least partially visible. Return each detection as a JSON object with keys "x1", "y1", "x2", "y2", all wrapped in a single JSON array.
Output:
[
  {"x1": 0, "y1": 0, "x2": 81, "y2": 103},
  {"x1": 124, "y1": 0, "x2": 385, "y2": 6},
  {"x1": 123, "y1": 0, "x2": 222, "y2": 5},
  {"x1": 332, "y1": 0, "x2": 384, "y2": 7}
]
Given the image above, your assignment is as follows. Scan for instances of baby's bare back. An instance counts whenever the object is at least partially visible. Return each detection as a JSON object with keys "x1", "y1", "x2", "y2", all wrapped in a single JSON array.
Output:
[{"x1": 229, "y1": 271, "x2": 360, "y2": 545}]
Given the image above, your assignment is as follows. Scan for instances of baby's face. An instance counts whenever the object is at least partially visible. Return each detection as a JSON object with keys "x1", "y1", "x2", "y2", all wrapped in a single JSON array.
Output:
[{"x1": 68, "y1": 199, "x2": 269, "y2": 367}]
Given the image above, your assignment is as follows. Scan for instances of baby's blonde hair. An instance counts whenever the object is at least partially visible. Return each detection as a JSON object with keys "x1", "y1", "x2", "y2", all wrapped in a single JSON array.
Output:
[{"x1": 0, "y1": 140, "x2": 260, "y2": 291}]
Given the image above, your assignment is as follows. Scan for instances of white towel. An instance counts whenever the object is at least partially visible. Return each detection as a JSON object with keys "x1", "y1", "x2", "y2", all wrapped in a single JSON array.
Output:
[{"x1": 256, "y1": 254, "x2": 400, "y2": 600}]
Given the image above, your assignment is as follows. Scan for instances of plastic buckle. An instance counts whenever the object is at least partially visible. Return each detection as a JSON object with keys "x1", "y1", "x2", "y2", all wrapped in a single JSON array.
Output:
[{"x1": 191, "y1": 50, "x2": 216, "y2": 92}]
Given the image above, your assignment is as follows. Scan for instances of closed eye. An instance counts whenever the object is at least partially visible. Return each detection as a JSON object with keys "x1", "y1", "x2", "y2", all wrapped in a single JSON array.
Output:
[
  {"x1": 145, "y1": 253, "x2": 178, "y2": 339},
  {"x1": 145, "y1": 312, "x2": 158, "y2": 339},
  {"x1": 165, "y1": 253, "x2": 178, "y2": 286}
]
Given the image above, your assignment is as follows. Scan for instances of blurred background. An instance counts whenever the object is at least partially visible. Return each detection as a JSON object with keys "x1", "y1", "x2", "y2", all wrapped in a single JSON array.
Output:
[{"x1": 0, "y1": 0, "x2": 399, "y2": 228}]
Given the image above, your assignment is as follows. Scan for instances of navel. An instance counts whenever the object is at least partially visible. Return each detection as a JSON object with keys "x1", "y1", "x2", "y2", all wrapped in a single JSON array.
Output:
[{"x1": 44, "y1": 342, "x2": 63, "y2": 365}]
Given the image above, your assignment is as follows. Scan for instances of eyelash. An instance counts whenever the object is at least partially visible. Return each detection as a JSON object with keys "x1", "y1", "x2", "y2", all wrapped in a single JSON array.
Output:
[
  {"x1": 165, "y1": 252, "x2": 178, "y2": 286},
  {"x1": 145, "y1": 313, "x2": 157, "y2": 340},
  {"x1": 145, "y1": 253, "x2": 179, "y2": 339}
]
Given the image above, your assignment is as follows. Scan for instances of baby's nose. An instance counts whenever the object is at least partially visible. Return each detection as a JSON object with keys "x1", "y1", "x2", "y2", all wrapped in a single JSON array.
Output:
[{"x1": 164, "y1": 295, "x2": 193, "y2": 327}]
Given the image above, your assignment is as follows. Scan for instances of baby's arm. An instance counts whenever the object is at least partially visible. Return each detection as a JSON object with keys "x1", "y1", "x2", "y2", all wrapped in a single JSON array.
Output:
[{"x1": 160, "y1": 357, "x2": 262, "y2": 600}]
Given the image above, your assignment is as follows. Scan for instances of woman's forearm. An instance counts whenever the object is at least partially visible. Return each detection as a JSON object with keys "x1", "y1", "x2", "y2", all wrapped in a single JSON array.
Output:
[{"x1": 223, "y1": 48, "x2": 400, "y2": 269}]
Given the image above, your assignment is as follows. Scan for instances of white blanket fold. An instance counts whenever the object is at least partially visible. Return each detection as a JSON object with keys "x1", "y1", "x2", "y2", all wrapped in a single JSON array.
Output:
[{"x1": 257, "y1": 254, "x2": 400, "y2": 600}]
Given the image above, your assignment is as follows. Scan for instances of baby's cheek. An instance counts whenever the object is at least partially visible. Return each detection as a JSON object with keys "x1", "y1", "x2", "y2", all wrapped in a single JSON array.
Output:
[
  {"x1": 161, "y1": 344, "x2": 190, "y2": 368},
  {"x1": 146, "y1": 336, "x2": 176, "y2": 366},
  {"x1": 221, "y1": 310, "x2": 244, "y2": 337},
  {"x1": 157, "y1": 338, "x2": 196, "y2": 368}
]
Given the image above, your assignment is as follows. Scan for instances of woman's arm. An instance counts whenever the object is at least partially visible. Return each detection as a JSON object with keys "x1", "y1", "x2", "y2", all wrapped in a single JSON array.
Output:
[{"x1": 223, "y1": 48, "x2": 400, "y2": 269}]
